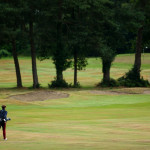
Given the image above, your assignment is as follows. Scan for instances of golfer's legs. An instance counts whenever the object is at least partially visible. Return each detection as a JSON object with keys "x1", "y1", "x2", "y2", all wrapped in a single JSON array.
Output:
[{"x1": 2, "y1": 123, "x2": 6, "y2": 139}]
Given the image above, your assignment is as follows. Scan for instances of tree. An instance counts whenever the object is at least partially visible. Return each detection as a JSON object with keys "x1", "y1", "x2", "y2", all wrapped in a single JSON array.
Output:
[
  {"x1": 21, "y1": 0, "x2": 40, "y2": 88},
  {"x1": 37, "y1": 0, "x2": 72, "y2": 87},
  {"x1": 38, "y1": 0, "x2": 89, "y2": 87},
  {"x1": 88, "y1": 0, "x2": 122, "y2": 86},
  {"x1": 132, "y1": 0, "x2": 146, "y2": 77},
  {"x1": 65, "y1": 0, "x2": 89, "y2": 87},
  {"x1": 0, "y1": 0, "x2": 23, "y2": 88},
  {"x1": 118, "y1": 0, "x2": 150, "y2": 87}
]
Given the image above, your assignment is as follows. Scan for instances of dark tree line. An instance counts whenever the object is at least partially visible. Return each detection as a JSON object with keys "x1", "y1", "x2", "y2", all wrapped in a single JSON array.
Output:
[{"x1": 0, "y1": 0, "x2": 150, "y2": 88}]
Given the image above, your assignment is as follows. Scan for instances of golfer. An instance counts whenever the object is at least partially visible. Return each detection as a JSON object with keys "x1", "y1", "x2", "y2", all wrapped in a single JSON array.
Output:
[{"x1": 0, "y1": 105, "x2": 8, "y2": 140}]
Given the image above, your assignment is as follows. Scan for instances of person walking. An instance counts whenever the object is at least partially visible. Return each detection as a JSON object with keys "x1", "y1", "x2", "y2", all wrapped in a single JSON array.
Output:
[{"x1": 0, "y1": 105, "x2": 8, "y2": 140}]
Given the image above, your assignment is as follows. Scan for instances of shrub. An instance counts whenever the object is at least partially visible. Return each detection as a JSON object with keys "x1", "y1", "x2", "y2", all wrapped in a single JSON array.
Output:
[
  {"x1": 98, "y1": 78, "x2": 119, "y2": 87},
  {"x1": 35, "y1": 83, "x2": 41, "y2": 88},
  {"x1": 28, "y1": 83, "x2": 41, "y2": 89},
  {"x1": 72, "y1": 82, "x2": 81, "y2": 88},
  {"x1": 49, "y1": 79, "x2": 71, "y2": 88},
  {"x1": 118, "y1": 68, "x2": 150, "y2": 87}
]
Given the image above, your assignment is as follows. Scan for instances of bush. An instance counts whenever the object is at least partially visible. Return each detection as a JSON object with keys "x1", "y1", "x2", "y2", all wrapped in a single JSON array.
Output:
[
  {"x1": 35, "y1": 83, "x2": 41, "y2": 88},
  {"x1": 98, "y1": 78, "x2": 119, "y2": 87},
  {"x1": 72, "y1": 82, "x2": 81, "y2": 88},
  {"x1": 28, "y1": 83, "x2": 41, "y2": 89},
  {"x1": 118, "y1": 77, "x2": 150, "y2": 87},
  {"x1": 49, "y1": 79, "x2": 71, "y2": 88},
  {"x1": 118, "y1": 68, "x2": 150, "y2": 87}
]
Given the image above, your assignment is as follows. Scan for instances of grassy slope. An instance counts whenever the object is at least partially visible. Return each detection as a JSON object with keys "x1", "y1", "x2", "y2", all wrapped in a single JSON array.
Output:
[{"x1": 0, "y1": 54, "x2": 150, "y2": 150}]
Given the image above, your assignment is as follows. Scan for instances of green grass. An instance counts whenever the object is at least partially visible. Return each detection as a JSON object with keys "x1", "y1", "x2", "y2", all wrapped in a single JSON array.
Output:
[
  {"x1": 0, "y1": 89, "x2": 150, "y2": 150},
  {"x1": 0, "y1": 53, "x2": 150, "y2": 88},
  {"x1": 0, "y1": 54, "x2": 150, "y2": 149}
]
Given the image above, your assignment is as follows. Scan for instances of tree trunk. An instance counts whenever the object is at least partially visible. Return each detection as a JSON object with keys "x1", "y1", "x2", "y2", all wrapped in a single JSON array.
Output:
[
  {"x1": 29, "y1": 20, "x2": 39, "y2": 88},
  {"x1": 56, "y1": 68, "x2": 63, "y2": 81},
  {"x1": 134, "y1": 26, "x2": 143, "y2": 73},
  {"x1": 12, "y1": 39, "x2": 22, "y2": 88},
  {"x1": 74, "y1": 49, "x2": 78, "y2": 86},
  {"x1": 55, "y1": 0, "x2": 63, "y2": 82},
  {"x1": 56, "y1": 24, "x2": 63, "y2": 82},
  {"x1": 102, "y1": 59, "x2": 111, "y2": 82},
  {"x1": 71, "y1": 8, "x2": 78, "y2": 86}
]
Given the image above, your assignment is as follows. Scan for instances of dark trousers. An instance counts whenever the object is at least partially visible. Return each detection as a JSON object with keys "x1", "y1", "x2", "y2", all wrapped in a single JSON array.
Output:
[{"x1": 0, "y1": 122, "x2": 6, "y2": 139}]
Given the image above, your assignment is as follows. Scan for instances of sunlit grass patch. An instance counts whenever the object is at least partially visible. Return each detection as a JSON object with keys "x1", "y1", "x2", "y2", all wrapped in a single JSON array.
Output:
[{"x1": 0, "y1": 53, "x2": 150, "y2": 88}]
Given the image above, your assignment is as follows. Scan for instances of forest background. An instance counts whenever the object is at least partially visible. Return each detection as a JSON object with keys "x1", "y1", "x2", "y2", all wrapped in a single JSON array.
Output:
[{"x1": 0, "y1": 0, "x2": 150, "y2": 88}]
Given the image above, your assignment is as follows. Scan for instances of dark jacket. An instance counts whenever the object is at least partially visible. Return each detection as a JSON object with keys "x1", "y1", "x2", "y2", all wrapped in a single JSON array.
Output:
[{"x1": 0, "y1": 110, "x2": 7, "y2": 120}]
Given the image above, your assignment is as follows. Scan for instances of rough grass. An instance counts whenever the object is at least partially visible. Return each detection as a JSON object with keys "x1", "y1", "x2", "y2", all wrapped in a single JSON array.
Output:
[{"x1": 0, "y1": 54, "x2": 149, "y2": 88}]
